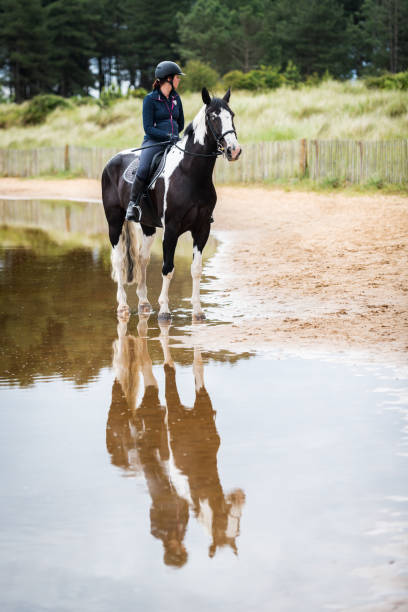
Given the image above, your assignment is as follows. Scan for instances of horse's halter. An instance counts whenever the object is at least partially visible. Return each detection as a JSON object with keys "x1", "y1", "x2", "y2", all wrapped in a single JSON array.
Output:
[{"x1": 205, "y1": 110, "x2": 237, "y2": 154}]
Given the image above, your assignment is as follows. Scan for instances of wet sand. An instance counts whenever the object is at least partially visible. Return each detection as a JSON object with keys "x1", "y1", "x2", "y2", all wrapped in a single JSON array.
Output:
[{"x1": 1, "y1": 177, "x2": 407, "y2": 364}]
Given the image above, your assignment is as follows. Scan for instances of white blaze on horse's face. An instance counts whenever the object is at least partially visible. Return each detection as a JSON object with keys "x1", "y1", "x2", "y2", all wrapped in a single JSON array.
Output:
[{"x1": 218, "y1": 107, "x2": 241, "y2": 161}]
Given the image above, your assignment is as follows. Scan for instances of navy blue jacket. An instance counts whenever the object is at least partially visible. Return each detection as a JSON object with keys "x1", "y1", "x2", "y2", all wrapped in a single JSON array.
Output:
[{"x1": 142, "y1": 88, "x2": 184, "y2": 142}]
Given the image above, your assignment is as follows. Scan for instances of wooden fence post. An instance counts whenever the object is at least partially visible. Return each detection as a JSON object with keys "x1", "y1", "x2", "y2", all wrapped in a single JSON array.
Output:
[
  {"x1": 358, "y1": 141, "x2": 363, "y2": 182},
  {"x1": 64, "y1": 144, "x2": 70, "y2": 172},
  {"x1": 299, "y1": 138, "x2": 307, "y2": 176}
]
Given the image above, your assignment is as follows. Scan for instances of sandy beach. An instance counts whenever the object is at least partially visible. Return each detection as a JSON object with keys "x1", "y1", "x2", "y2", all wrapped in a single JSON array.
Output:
[{"x1": 1, "y1": 177, "x2": 407, "y2": 364}]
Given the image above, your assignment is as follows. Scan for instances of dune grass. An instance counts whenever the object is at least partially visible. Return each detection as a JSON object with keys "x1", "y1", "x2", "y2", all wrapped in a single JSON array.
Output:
[{"x1": 0, "y1": 80, "x2": 407, "y2": 150}]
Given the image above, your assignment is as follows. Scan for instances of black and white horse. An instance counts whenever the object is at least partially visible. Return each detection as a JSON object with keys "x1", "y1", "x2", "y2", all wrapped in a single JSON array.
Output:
[{"x1": 101, "y1": 87, "x2": 241, "y2": 320}]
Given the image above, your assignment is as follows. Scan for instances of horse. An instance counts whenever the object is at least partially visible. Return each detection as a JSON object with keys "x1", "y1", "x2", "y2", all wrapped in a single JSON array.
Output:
[{"x1": 101, "y1": 87, "x2": 241, "y2": 321}]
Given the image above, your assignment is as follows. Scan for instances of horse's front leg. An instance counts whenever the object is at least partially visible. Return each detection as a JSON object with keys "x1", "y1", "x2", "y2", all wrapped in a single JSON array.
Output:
[
  {"x1": 191, "y1": 225, "x2": 210, "y2": 321},
  {"x1": 137, "y1": 225, "x2": 155, "y2": 314},
  {"x1": 158, "y1": 226, "x2": 178, "y2": 321},
  {"x1": 158, "y1": 319, "x2": 174, "y2": 368}
]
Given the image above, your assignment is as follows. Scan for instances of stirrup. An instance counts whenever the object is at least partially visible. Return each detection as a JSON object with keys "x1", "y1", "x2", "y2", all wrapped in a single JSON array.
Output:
[{"x1": 126, "y1": 201, "x2": 142, "y2": 222}]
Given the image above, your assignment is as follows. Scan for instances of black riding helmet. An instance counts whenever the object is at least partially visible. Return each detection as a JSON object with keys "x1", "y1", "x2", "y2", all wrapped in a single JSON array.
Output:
[{"x1": 155, "y1": 61, "x2": 185, "y2": 79}]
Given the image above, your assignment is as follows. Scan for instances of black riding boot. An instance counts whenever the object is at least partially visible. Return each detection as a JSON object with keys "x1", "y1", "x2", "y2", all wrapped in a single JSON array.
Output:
[{"x1": 126, "y1": 176, "x2": 145, "y2": 222}]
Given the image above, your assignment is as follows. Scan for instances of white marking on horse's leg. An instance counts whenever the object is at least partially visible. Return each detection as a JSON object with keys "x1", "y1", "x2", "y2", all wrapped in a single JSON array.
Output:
[
  {"x1": 158, "y1": 270, "x2": 174, "y2": 316},
  {"x1": 140, "y1": 337, "x2": 158, "y2": 389},
  {"x1": 137, "y1": 313, "x2": 150, "y2": 338},
  {"x1": 158, "y1": 320, "x2": 174, "y2": 368},
  {"x1": 137, "y1": 232, "x2": 155, "y2": 310},
  {"x1": 111, "y1": 236, "x2": 129, "y2": 315},
  {"x1": 225, "y1": 489, "x2": 246, "y2": 538},
  {"x1": 191, "y1": 246, "x2": 204, "y2": 317},
  {"x1": 116, "y1": 283, "x2": 128, "y2": 314},
  {"x1": 193, "y1": 346, "x2": 204, "y2": 391},
  {"x1": 116, "y1": 318, "x2": 129, "y2": 346}
]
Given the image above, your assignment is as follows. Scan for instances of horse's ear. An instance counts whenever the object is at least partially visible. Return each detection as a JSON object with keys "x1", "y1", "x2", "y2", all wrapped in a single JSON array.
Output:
[
  {"x1": 202, "y1": 87, "x2": 211, "y2": 106},
  {"x1": 223, "y1": 88, "x2": 231, "y2": 103}
]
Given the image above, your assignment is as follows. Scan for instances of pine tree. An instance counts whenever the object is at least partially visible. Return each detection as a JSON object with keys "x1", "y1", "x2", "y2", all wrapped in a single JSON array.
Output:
[
  {"x1": 0, "y1": 0, "x2": 51, "y2": 101},
  {"x1": 360, "y1": 0, "x2": 408, "y2": 73},
  {"x1": 46, "y1": 0, "x2": 95, "y2": 96},
  {"x1": 177, "y1": 0, "x2": 235, "y2": 75},
  {"x1": 125, "y1": 0, "x2": 191, "y2": 89},
  {"x1": 269, "y1": 0, "x2": 355, "y2": 78}
]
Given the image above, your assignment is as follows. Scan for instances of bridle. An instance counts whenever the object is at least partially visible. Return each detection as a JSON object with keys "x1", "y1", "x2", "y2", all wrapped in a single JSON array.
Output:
[
  {"x1": 205, "y1": 111, "x2": 237, "y2": 153},
  {"x1": 174, "y1": 110, "x2": 238, "y2": 158}
]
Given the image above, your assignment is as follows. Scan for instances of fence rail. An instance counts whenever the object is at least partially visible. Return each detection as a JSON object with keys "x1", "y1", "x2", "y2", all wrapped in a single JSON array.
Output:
[{"x1": 0, "y1": 140, "x2": 407, "y2": 184}]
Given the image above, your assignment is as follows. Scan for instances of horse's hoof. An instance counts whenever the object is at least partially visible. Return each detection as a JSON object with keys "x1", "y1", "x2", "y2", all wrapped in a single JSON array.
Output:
[
  {"x1": 192, "y1": 312, "x2": 206, "y2": 322},
  {"x1": 158, "y1": 312, "x2": 172, "y2": 322},
  {"x1": 138, "y1": 303, "x2": 152, "y2": 314}
]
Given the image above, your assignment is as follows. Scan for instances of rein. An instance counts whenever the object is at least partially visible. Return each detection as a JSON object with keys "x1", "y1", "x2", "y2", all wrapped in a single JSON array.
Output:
[
  {"x1": 130, "y1": 112, "x2": 237, "y2": 159},
  {"x1": 131, "y1": 140, "x2": 172, "y2": 152}
]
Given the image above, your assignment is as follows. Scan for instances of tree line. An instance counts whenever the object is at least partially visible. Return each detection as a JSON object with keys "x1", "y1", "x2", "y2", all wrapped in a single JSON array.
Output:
[{"x1": 0, "y1": 0, "x2": 407, "y2": 102}]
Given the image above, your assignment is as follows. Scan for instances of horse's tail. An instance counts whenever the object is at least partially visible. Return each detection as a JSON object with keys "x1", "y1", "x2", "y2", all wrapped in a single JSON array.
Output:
[
  {"x1": 110, "y1": 220, "x2": 140, "y2": 286},
  {"x1": 102, "y1": 158, "x2": 141, "y2": 287}
]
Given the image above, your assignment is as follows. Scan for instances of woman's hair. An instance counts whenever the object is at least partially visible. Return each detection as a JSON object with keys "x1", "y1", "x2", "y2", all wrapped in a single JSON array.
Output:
[{"x1": 152, "y1": 75, "x2": 174, "y2": 90}]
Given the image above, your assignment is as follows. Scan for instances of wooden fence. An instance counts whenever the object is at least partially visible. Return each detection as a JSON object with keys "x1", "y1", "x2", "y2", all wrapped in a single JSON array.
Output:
[
  {"x1": 0, "y1": 198, "x2": 107, "y2": 235},
  {"x1": 0, "y1": 140, "x2": 407, "y2": 184}
]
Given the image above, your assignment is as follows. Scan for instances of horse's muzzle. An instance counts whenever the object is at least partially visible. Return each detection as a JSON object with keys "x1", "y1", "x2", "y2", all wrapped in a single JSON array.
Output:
[{"x1": 227, "y1": 145, "x2": 242, "y2": 161}]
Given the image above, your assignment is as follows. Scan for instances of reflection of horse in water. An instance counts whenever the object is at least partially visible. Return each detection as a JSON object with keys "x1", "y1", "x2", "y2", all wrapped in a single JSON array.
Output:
[{"x1": 106, "y1": 316, "x2": 245, "y2": 567}]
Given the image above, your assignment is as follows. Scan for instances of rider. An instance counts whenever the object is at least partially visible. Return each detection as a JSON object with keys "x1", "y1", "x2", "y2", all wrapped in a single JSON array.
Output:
[{"x1": 126, "y1": 60, "x2": 185, "y2": 222}]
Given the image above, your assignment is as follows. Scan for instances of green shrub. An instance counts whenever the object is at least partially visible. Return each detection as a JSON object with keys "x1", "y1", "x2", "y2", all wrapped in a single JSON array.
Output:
[
  {"x1": 128, "y1": 87, "x2": 148, "y2": 99},
  {"x1": 223, "y1": 70, "x2": 246, "y2": 90},
  {"x1": 365, "y1": 72, "x2": 408, "y2": 90},
  {"x1": 0, "y1": 104, "x2": 25, "y2": 128},
  {"x1": 366, "y1": 175, "x2": 384, "y2": 189},
  {"x1": 304, "y1": 73, "x2": 322, "y2": 87},
  {"x1": 386, "y1": 99, "x2": 408, "y2": 117},
  {"x1": 320, "y1": 176, "x2": 341, "y2": 188},
  {"x1": 97, "y1": 85, "x2": 123, "y2": 108},
  {"x1": 22, "y1": 94, "x2": 71, "y2": 125},
  {"x1": 180, "y1": 60, "x2": 219, "y2": 92},
  {"x1": 70, "y1": 95, "x2": 97, "y2": 106},
  {"x1": 240, "y1": 70, "x2": 264, "y2": 90},
  {"x1": 283, "y1": 61, "x2": 301, "y2": 88},
  {"x1": 223, "y1": 66, "x2": 283, "y2": 91}
]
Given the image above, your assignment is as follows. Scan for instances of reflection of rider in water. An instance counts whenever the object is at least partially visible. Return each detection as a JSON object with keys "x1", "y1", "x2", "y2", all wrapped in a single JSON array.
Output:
[
  {"x1": 106, "y1": 330, "x2": 189, "y2": 567},
  {"x1": 135, "y1": 385, "x2": 189, "y2": 567}
]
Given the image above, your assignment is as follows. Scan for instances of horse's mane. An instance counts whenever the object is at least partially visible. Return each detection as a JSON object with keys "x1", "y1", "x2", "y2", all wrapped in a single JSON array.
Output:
[{"x1": 183, "y1": 97, "x2": 228, "y2": 145}]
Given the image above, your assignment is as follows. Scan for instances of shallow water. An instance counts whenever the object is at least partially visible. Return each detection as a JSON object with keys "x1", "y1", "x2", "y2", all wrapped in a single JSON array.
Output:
[{"x1": 0, "y1": 199, "x2": 407, "y2": 612}]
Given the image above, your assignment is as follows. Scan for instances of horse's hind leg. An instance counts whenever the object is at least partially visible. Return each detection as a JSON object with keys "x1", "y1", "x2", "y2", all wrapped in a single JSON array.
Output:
[
  {"x1": 191, "y1": 225, "x2": 210, "y2": 321},
  {"x1": 110, "y1": 220, "x2": 140, "y2": 318},
  {"x1": 111, "y1": 229, "x2": 130, "y2": 317},
  {"x1": 137, "y1": 225, "x2": 156, "y2": 314}
]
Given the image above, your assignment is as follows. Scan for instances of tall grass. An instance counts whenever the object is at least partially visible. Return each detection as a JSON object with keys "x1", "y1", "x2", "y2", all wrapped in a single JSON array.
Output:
[{"x1": 0, "y1": 80, "x2": 407, "y2": 149}]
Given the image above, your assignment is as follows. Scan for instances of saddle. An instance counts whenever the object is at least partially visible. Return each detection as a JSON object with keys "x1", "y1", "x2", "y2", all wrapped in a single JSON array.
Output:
[
  {"x1": 123, "y1": 147, "x2": 170, "y2": 228},
  {"x1": 123, "y1": 147, "x2": 169, "y2": 188}
]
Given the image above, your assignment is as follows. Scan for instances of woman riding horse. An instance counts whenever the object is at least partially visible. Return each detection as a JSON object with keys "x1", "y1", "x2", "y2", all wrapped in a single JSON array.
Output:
[
  {"x1": 126, "y1": 60, "x2": 185, "y2": 222},
  {"x1": 102, "y1": 86, "x2": 241, "y2": 320}
]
